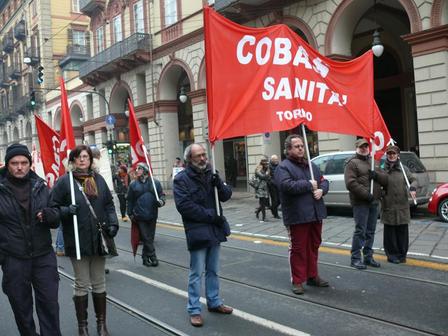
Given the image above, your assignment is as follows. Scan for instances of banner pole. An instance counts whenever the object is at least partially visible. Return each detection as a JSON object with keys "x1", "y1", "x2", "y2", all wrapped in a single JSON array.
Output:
[
  {"x1": 370, "y1": 139, "x2": 375, "y2": 194},
  {"x1": 399, "y1": 161, "x2": 417, "y2": 205},
  {"x1": 301, "y1": 124, "x2": 314, "y2": 181},
  {"x1": 142, "y1": 143, "x2": 160, "y2": 202},
  {"x1": 211, "y1": 144, "x2": 220, "y2": 216},
  {"x1": 69, "y1": 169, "x2": 81, "y2": 260}
]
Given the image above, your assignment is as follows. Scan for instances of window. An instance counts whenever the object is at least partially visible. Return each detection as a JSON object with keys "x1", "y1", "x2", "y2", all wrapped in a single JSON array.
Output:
[
  {"x1": 164, "y1": 0, "x2": 177, "y2": 26},
  {"x1": 134, "y1": 1, "x2": 144, "y2": 33},
  {"x1": 113, "y1": 15, "x2": 122, "y2": 42},
  {"x1": 96, "y1": 26, "x2": 104, "y2": 53},
  {"x1": 72, "y1": 30, "x2": 86, "y2": 46},
  {"x1": 72, "y1": 0, "x2": 80, "y2": 12},
  {"x1": 31, "y1": 0, "x2": 37, "y2": 17}
]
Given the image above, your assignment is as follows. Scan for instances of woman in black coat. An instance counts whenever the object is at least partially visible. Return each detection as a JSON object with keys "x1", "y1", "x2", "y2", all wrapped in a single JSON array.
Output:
[{"x1": 50, "y1": 145, "x2": 119, "y2": 336}]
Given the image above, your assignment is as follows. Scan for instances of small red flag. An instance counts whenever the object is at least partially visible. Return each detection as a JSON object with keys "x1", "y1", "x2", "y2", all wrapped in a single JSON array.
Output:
[
  {"x1": 128, "y1": 98, "x2": 149, "y2": 169},
  {"x1": 59, "y1": 78, "x2": 76, "y2": 174},
  {"x1": 370, "y1": 101, "x2": 392, "y2": 160}
]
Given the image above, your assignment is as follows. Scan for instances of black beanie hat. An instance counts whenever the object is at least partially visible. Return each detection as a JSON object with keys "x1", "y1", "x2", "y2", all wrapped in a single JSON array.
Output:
[{"x1": 5, "y1": 143, "x2": 32, "y2": 165}]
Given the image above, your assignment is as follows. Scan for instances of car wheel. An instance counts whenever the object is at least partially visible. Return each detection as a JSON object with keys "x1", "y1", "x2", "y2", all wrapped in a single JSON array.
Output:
[{"x1": 438, "y1": 198, "x2": 448, "y2": 223}]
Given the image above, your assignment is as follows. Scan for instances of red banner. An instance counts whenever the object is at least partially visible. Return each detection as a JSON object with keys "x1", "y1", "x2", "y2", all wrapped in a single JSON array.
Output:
[
  {"x1": 204, "y1": 7, "x2": 375, "y2": 143},
  {"x1": 59, "y1": 78, "x2": 76, "y2": 174},
  {"x1": 128, "y1": 99, "x2": 149, "y2": 169},
  {"x1": 34, "y1": 114, "x2": 60, "y2": 187}
]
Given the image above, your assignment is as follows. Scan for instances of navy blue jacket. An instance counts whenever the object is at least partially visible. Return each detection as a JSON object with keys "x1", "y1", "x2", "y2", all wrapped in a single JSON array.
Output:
[
  {"x1": 173, "y1": 164, "x2": 232, "y2": 251},
  {"x1": 274, "y1": 158, "x2": 329, "y2": 226},
  {"x1": 0, "y1": 169, "x2": 60, "y2": 259},
  {"x1": 127, "y1": 178, "x2": 165, "y2": 221}
]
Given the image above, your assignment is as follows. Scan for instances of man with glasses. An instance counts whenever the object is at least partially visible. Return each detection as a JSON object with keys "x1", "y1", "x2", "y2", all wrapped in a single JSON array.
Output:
[
  {"x1": 127, "y1": 162, "x2": 165, "y2": 267},
  {"x1": 344, "y1": 138, "x2": 387, "y2": 270},
  {"x1": 274, "y1": 135, "x2": 329, "y2": 295},
  {"x1": 173, "y1": 143, "x2": 233, "y2": 327}
]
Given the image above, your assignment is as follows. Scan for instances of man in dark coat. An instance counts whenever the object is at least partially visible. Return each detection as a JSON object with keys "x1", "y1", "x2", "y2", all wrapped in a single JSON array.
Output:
[
  {"x1": 127, "y1": 162, "x2": 165, "y2": 267},
  {"x1": 274, "y1": 135, "x2": 329, "y2": 295},
  {"x1": 344, "y1": 138, "x2": 387, "y2": 270},
  {"x1": 173, "y1": 143, "x2": 233, "y2": 327},
  {"x1": 0, "y1": 143, "x2": 61, "y2": 336}
]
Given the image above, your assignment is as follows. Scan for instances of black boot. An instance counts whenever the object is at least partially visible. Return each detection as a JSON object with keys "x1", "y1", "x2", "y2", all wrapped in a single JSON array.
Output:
[
  {"x1": 149, "y1": 255, "x2": 159, "y2": 267},
  {"x1": 255, "y1": 208, "x2": 261, "y2": 219},
  {"x1": 73, "y1": 295, "x2": 89, "y2": 336},
  {"x1": 92, "y1": 292, "x2": 110, "y2": 336}
]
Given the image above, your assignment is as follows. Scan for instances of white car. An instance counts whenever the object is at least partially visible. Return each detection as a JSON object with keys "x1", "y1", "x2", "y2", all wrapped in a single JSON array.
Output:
[{"x1": 311, "y1": 151, "x2": 431, "y2": 208}]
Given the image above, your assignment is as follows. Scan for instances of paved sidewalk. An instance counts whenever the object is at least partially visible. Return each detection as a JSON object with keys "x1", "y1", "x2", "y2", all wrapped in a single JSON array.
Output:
[{"x1": 158, "y1": 191, "x2": 448, "y2": 263}]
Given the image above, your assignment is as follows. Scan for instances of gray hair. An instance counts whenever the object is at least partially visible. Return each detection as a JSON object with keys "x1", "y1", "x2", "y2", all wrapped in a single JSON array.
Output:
[
  {"x1": 283, "y1": 134, "x2": 304, "y2": 156},
  {"x1": 183, "y1": 143, "x2": 207, "y2": 164}
]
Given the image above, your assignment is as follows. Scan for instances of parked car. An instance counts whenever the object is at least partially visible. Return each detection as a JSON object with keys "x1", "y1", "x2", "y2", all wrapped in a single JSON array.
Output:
[
  {"x1": 428, "y1": 183, "x2": 448, "y2": 222},
  {"x1": 311, "y1": 151, "x2": 431, "y2": 208}
]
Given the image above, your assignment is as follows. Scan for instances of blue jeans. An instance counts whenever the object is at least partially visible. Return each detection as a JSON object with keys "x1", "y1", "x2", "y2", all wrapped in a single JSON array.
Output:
[
  {"x1": 351, "y1": 203, "x2": 379, "y2": 261},
  {"x1": 187, "y1": 245, "x2": 222, "y2": 315},
  {"x1": 55, "y1": 225, "x2": 64, "y2": 252}
]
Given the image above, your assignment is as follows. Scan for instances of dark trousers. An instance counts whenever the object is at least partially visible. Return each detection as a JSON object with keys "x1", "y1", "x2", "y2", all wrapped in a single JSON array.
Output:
[
  {"x1": 1, "y1": 252, "x2": 61, "y2": 336},
  {"x1": 383, "y1": 224, "x2": 409, "y2": 261},
  {"x1": 269, "y1": 185, "x2": 280, "y2": 217},
  {"x1": 256, "y1": 197, "x2": 269, "y2": 221},
  {"x1": 137, "y1": 219, "x2": 157, "y2": 259},
  {"x1": 117, "y1": 194, "x2": 127, "y2": 218},
  {"x1": 351, "y1": 203, "x2": 379, "y2": 261},
  {"x1": 287, "y1": 221, "x2": 322, "y2": 284}
]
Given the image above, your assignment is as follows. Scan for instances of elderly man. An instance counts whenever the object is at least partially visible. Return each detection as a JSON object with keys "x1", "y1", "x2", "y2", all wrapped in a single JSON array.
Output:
[
  {"x1": 0, "y1": 143, "x2": 61, "y2": 336},
  {"x1": 344, "y1": 138, "x2": 387, "y2": 270},
  {"x1": 274, "y1": 135, "x2": 329, "y2": 295},
  {"x1": 173, "y1": 143, "x2": 233, "y2": 327}
]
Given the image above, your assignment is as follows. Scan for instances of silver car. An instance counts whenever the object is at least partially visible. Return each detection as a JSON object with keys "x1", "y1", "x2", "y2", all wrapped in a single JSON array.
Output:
[{"x1": 311, "y1": 151, "x2": 431, "y2": 208}]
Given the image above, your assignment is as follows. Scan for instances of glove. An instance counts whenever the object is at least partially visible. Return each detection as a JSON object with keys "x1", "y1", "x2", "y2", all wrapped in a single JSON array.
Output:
[
  {"x1": 68, "y1": 204, "x2": 79, "y2": 215},
  {"x1": 367, "y1": 193, "x2": 374, "y2": 203},
  {"x1": 157, "y1": 199, "x2": 165, "y2": 208},
  {"x1": 211, "y1": 173, "x2": 222, "y2": 188},
  {"x1": 106, "y1": 225, "x2": 118, "y2": 238},
  {"x1": 368, "y1": 170, "x2": 377, "y2": 181},
  {"x1": 213, "y1": 214, "x2": 224, "y2": 226}
]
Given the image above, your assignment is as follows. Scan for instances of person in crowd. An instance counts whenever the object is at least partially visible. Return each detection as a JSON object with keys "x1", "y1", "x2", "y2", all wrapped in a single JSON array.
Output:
[
  {"x1": 173, "y1": 143, "x2": 233, "y2": 327},
  {"x1": 380, "y1": 145, "x2": 417, "y2": 264},
  {"x1": 268, "y1": 154, "x2": 281, "y2": 219},
  {"x1": 344, "y1": 138, "x2": 387, "y2": 270},
  {"x1": 275, "y1": 135, "x2": 330, "y2": 295},
  {"x1": 173, "y1": 157, "x2": 185, "y2": 168},
  {"x1": 0, "y1": 143, "x2": 61, "y2": 336},
  {"x1": 113, "y1": 165, "x2": 131, "y2": 222},
  {"x1": 50, "y1": 144, "x2": 119, "y2": 336},
  {"x1": 127, "y1": 162, "x2": 165, "y2": 267},
  {"x1": 254, "y1": 156, "x2": 271, "y2": 222},
  {"x1": 225, "y1": 155, "x2": 238, "y2": 187}
]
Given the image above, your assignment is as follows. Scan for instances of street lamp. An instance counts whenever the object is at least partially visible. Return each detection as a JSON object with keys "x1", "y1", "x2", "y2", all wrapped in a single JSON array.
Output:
[
  {"x1": 179, "y1": 86, "x2": 188, "y2": 103},
  {"x1": 371, "y1": 30, "x2": 384, "y2": 57}
]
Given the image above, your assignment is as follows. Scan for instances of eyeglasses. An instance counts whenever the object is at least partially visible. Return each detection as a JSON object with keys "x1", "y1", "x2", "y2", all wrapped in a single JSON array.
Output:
[{"x1": 76, "y1": 155, "x2": 90, "y2": 160}]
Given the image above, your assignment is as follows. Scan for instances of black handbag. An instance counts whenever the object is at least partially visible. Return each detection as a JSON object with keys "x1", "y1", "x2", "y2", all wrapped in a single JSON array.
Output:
[{"x1": 77, "y1": 181, "x2": 118, "y2": 258}]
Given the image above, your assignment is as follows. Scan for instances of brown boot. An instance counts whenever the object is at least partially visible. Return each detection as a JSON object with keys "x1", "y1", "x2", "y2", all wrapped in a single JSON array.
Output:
[
  {"x1": 92, "y1": 292, "x2": 110, "y2": 336},
  {"x1": 73, "y1": 295, "x2": 89, "y2": 336}
]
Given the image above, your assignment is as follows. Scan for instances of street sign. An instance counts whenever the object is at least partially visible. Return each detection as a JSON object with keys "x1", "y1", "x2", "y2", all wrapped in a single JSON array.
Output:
[{"x1": 105, "y1": 114, "x2": 116, "y2": 125}]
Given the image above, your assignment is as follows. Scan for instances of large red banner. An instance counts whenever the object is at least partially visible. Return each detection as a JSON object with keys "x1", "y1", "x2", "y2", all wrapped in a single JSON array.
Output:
[
  {"x1": 204, "y1": 7, "x2": 375, "y2": 143},
  {"x1": 34, "y1": 114, "x2": 60, "y2": 187}
]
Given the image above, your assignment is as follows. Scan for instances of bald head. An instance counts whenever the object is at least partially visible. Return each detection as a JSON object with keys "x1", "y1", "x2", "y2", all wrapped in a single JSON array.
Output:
[{"x1": 270, "y1": 154, "x2": 279, "y2": 165}]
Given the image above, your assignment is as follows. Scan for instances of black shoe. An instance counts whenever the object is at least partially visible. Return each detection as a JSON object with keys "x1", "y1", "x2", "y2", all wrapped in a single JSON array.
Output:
[
  {"x1": 149, "y1": 256, "x2": 159, "y2": 267},
  {"x1": 273, "y1": 215, "x2": 282, "y2": 219},
  {"x1": 364, "y1": 258, "x2": 381, "y2": 268},
  {"x1": 399, "y1": 258, "x2": 407, "y2": 264},
  {"x1": 143, "y1": 258, "x2": 152, "y2": 267},
  {"x1": 387, "y1": 258, "x2": 400, "y2": 264},
  {"x1": 350, "y1": 260, "x2": 367, "y2": 270},
  {"x1": 306, "y1": 276, "x2": 329, "y2": 287}
]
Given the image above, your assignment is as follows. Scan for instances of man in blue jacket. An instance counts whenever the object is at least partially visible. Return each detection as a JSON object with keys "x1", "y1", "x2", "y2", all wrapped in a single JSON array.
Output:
[
  {"x1": 275, "y1": 135, "x2": 330, "y2": 295},
  {"x1": 127, "y1": 162, "x2": 165, "y2": 267},
  {"x1": 0, "y1": 143, "x2": 61, "y2": 336},
  {"x1": 173, "y1": 143, "x2": 233, "y2": 327}
]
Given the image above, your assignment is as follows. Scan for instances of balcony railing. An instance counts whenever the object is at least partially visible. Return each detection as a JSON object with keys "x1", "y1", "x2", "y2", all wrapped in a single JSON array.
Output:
[
  {"x1": 80, "y1": 0, "x2": 106, "y2": 16},
  {"x1": 2, "y1": 35, "x2": 14, "y2": 53},
  {"x1": 14, "y1": 20, "x2": 26, "y2": 41},
  {"x1": 59, "y1": 44, "x2": 91, "y2": 68},
  {"x1": 80, "y1": 33, "x2": 150, "y2": 78}
]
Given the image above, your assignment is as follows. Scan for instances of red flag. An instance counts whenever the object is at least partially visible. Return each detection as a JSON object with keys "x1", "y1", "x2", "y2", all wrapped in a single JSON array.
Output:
[
  {"x1": 370, "y1": 101, "x2": 392, "y2": 160},
  {"x1": 128, "y1": 98, "x2": 149, "y2": 169},
  {"x1": 34, "y1": 114, "x2": 61, "y2": 187},
  {"x1": 59, "y1": 78, "x2": 76, "y2": 174},
  {"x1": 204, "y1": 7, "x2": 374, "y2": 143}
]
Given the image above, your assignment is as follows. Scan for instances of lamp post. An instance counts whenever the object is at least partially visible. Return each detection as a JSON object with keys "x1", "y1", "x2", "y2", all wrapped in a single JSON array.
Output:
[{"x1": 179, "y1": 86, "x2": 188, "y2": 103}]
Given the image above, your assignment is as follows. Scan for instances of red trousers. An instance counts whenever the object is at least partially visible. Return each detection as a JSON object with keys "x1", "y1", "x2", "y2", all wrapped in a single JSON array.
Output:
[{"x1": 287, "y1": 221, "x2": 323, "y2": 285}]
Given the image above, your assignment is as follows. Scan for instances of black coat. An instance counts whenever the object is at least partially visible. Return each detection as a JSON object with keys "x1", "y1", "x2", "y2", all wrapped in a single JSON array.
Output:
[
  {"x1": 0, "y1": 168, "x2": 60, "y2": 259},
  {"x1": 173, "y1": 165, "x2": 232, "y2": 251},
  {"x1": 49, "y1": 172, "x2": 119, "y2": 257},
  {"x1": 127, "y1": 178, "x2": 165, "y2": 221}
]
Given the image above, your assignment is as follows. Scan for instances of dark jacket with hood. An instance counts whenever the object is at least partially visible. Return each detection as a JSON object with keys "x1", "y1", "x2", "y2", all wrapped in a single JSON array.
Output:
[
  {"x1": 49, "y1": 171, "x2": 119, "y2": 257},
  {"x1": 0, "y1": 168, "x2": 60, "y2": 261},
  {"x1": 173, "y1": 164, "x2": 232, "y2": 251},
  {"x1": 127, "y1": 177, "x2": 165, "y2": 221},
  {"x1": 274, "y1": 157, "x2": 329, "y2": 226}
]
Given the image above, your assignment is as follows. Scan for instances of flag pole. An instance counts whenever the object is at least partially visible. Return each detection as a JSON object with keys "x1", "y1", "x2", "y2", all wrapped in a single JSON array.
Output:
[
  {"x1": 399, "y1": 160, "x2": 417, "y2": 205},
  {"x1": 370, "y1": 138, "x2": 375, "y2": 194},
  {"x1": 142, "y1": 143, "x2": 160, "y2": 202},
  {"x1": 301, "y1": 124, "x2": 314, "y2": 181},
  {"x1": 68, "y1": 156, "x2": 81, "y2": 260},
  {"x1": 211, "y1": 144, "x2": 220, "y2": 216}
]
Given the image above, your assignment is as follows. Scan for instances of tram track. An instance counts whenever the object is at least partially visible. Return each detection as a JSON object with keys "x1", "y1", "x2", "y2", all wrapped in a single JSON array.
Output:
[
  {"x1": 57, "y1": 269, "x2": 190, "y2": 336},
  {"x1": 115, "y1": 227, "x2": 446, "y2": 336}
]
